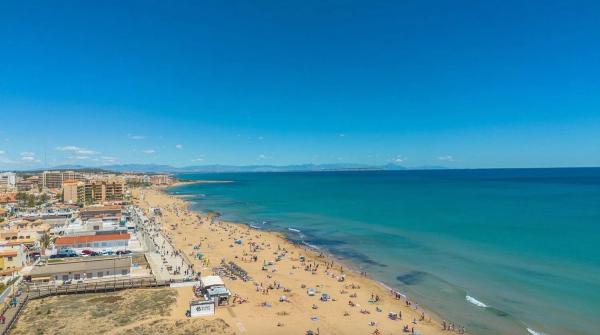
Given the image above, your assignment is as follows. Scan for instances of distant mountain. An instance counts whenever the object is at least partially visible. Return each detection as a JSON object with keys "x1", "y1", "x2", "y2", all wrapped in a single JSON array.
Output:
[
  {"x1": 98, "y1": 163, "x2": 388, "y2": 173},
  {"x1": 101, "y1": 164, "x2": 176, "y2": 173},
  {"x1": 97, "y1": 163, "x2": 418, "y2": 173},
  {"x1": 20, "y1": 163, "x2": 445, "y2": 174}
]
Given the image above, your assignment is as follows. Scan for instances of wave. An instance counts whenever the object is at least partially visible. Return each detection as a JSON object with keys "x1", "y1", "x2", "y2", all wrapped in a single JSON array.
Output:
[
  {"x1": 526, "y1": 328, "x2": 549, "y2": 335},
  {"x1": 466, "y1": 295, "x2": 488, "y2": 308},
  {"x1": 249, "y1": 224, "x2": 261, "y2": 229},
  {"x1": 288, "y1": 227, "x2": 301, "y2": 233}
]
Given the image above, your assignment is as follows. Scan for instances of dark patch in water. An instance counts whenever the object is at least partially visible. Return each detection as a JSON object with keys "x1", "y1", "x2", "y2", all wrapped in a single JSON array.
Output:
[
  {"x1": 283, "y1": 231, "x2": 387, "y2": 268},
  {"x1": 488, "y1": 307, "x2": 510, "y2": 318},
  {"x1": 396, "y1": 271, "x2": 427, "y2": 285},
  {"x1": 310, "y1": 238, "x2": 347, "y2": 247},
  {"x1": 331, "y1": 248, "x2": 387, "y2": 267}
]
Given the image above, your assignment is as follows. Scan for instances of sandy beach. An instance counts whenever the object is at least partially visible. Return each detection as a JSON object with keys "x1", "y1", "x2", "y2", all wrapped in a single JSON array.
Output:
[{"x1": 131, "y1": 184, "x2": 455, "y2": 335}]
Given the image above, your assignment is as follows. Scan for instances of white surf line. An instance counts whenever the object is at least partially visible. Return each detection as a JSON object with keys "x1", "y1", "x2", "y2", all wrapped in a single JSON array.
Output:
[
  {"x1": 526, "y1": 327, "x2": 551, "y2": 335},
  {"x1": 465, "y1": 294, "x2": 488, "y2": 308}
]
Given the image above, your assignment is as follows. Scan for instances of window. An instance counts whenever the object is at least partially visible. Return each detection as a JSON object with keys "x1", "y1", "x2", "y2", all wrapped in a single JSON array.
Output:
[
  {"x1": 97, "y1": 272, "x2": 103, "y2": 278},
  {"x1": 121, "y1": 269, "x2": 127, "y2": 275},
  {"x1": 106, "y1": 271, "x2": 109, "y2": 275},
  {"x1": 62, "y1": 275, "x2": 68, "y2": 281},
  {"x1": 74, "y1": 274, "x2": 80, "y2": 280},
  {"x1": 87, "y1": 273, "x2": 93, "y2": 278},
  {"x1": 7, "y1": 257, "x2": 12, "y2": 261}
]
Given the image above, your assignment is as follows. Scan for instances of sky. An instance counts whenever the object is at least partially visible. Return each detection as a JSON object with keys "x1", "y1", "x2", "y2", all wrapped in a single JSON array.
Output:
[{"x1": 1, "y1": 0, "x2": 599, "y2": 170}]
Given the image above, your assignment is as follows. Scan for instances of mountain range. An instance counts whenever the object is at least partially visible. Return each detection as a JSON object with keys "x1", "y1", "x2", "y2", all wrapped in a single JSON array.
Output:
[{"x1": 37, "y1": 163, "x2": 448, "y2": 174}]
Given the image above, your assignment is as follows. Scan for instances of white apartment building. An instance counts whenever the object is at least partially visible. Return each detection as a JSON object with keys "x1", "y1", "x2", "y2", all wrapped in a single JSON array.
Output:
[{"x1": 0, "y1": 172, "x2": 17, "y2": 190}]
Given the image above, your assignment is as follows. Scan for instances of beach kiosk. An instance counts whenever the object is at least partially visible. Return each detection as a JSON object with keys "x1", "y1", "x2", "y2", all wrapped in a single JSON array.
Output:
[{"x1": 200, "y1": 275, "x2": 231, "y2": 306}]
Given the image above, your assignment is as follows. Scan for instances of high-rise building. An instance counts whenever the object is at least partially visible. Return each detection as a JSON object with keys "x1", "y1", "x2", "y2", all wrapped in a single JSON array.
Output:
[
  {"x1": 149, "y1": 174, "x2": 172, "y2": 185},
  {"x1": 83, "y1": 179, "x2": 125, "y2": 204},
  {"x1": 0, "y1": 172, "x2": 17, "y2": 190},
  {"x1": 62, "y1": 180, "x2": 85, "y2": 204},
  {"x1": 40, "y1": 171, "x2": 84, "y2": 189}
]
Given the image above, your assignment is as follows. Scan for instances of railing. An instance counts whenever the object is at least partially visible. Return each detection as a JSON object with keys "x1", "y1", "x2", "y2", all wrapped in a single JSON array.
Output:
[
  {"x1": 1, "y1": 295, "x2": 28, "y2": 335},
  {"x1": 25, "y1": 277, "x2": 171, "y2": 299},
  {"x1": 0, "y1": 276, "x2": 199, "y2": 334}
]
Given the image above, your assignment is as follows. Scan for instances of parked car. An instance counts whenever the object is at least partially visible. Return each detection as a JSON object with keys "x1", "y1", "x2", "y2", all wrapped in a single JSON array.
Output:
[
  {"x1": 116, "y1": 250, "x2": 132, "y2": 255},
  {"x1": 81, "y1": 249, "x2": 94, "y2": 255}
]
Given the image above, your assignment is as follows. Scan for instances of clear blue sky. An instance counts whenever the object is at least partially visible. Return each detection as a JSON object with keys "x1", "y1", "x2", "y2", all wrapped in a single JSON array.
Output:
[{"x1": 1, "y1": 0, "x2": 599, "y2": 169}]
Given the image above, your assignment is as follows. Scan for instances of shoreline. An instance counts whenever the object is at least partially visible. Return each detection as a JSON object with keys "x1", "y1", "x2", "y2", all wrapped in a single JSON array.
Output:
[
  {"x1": 137, "y1": 184, "x2": 462, "y2": 334},
  {"x1": 165, "y1": 185, "x2": 435, "y2": 317}
]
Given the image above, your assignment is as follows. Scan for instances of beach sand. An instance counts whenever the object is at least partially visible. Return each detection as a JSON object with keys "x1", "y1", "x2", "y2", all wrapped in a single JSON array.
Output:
[
  {"x1": 11, "y1": 288, "x2": 236, "y2": 335},
  {"x1": 132, "y1": 186, "x2": 452, "y2": 335}
]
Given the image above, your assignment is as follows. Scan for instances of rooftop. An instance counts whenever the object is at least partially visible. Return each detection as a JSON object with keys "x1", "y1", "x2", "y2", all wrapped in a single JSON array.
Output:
[
  {"x1": 28, "y1": 256, "x2": 132, "y2": 277},
  {"x1": 55, "y1": 233, "x2": 130, "y2": 246},
  {"x1": 0, "y1": 250, "x2": 18, "y2": 257}
]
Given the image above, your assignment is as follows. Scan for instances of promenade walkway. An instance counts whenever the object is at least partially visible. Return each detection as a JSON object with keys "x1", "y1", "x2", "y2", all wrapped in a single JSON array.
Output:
[
  {"x1": 130, "y1": 205, "x2": 193, "y2": 281},
  {"x1": 0, "y1": 287, "x2": 28, "y2": 335}
]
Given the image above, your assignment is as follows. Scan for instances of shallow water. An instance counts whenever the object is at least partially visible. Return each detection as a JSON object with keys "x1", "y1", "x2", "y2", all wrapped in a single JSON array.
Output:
[{"x1": 169, "y1": 168, "x2": 600, "y2": 335}]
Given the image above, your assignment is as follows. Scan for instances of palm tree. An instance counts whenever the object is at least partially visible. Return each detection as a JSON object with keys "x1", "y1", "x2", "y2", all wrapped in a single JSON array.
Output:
[{"x1": 39, "y1": 233, "x2": 54, "y2": 256}]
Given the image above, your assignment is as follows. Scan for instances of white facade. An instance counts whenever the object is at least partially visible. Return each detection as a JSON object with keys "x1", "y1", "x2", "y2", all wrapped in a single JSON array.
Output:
[
  {"x1": 57, "y1": 238, "x2": 129, "y2": 252},
  {"x1": 0, "y1": 172, "x2": 16, "y2": 189},
  {"x1": 62, "y1": 218, "x2": 125, "y2": 236}
]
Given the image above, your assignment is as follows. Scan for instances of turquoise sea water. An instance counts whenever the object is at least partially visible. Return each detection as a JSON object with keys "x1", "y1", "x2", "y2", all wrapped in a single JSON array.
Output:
[{"x1": 169, "y1": 168, "x2": 600, "y2": 335}]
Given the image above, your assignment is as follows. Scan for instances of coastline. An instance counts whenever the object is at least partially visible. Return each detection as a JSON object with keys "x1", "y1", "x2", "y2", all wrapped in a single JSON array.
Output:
[
  {"x1": 131, "y1": 184, "x2": 461, "y2": 334},
  {"x1": 166, "y1": 181, "x2": 432, "y2": 315}
]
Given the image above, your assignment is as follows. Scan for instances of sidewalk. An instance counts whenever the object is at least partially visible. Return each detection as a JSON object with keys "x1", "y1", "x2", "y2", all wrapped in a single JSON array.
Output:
[{"x1": 0, "y1": 288, "x2": 28, "y2": 335}]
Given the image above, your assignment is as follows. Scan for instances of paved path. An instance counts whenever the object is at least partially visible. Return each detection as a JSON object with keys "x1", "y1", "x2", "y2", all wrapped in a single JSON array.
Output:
[
  {"x1": 0, "y1": 288, "x2": 28, "y2": 335},
  {"x1": 145, "y1": 252, "x2": 171, "y2": 281},
  {"x1": 130, "y1": 205, "x2": 193, "y2": 281}
]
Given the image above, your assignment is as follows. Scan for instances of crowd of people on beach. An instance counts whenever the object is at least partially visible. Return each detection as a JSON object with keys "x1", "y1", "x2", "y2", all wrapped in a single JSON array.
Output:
[{"x1": 135, "y1": 187, "x2": 470, "y2": 335}]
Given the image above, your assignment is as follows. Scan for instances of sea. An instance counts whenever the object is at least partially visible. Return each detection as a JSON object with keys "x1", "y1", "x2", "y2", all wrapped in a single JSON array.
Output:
[{"x1": 168, "y1": 168, "x2": 600, "y2": 335}]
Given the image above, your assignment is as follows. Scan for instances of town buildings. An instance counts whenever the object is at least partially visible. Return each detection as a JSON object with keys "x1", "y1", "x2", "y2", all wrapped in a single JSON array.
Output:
[{"x1": 0, "y1": 170, "x2": 160, "y2": 284}]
